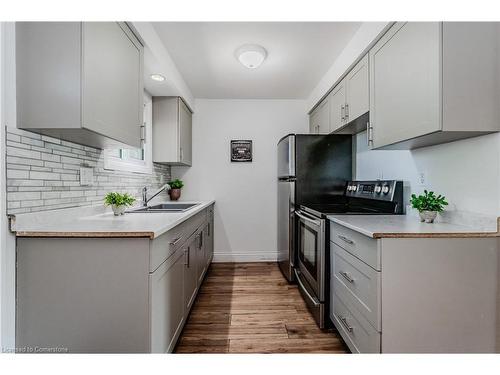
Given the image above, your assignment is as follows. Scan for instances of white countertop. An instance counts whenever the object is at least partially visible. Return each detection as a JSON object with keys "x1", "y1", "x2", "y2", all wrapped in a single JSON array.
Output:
[
  {"x1": 327, "y1": 214, "x2": 500, "y2": 239},
  {"x1": 11, "y1": 200, "x2": 215, "y2": 239}
]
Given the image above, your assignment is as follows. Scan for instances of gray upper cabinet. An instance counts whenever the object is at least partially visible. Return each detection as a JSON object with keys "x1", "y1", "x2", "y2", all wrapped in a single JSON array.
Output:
[
  {"x1": 153, "y1": 97, "x2": 193, "y2": 166},
  {"x1": 16, "y1": 22, "x2": 144, "y2": 149},
  {"x1": 309, "y1": 97, "x2": 330, "y2": 134},
  {"x1": 329, "y1": 78, "x2": 347, "y2": 132},
  {"x1": 369, "y1": 22, "x2": 500, "y2": 149},
  {"x1": 315, "y1": 53, "x2": 369, "y2": 135},
  {"x1": 345, "y1": 54, "x2": 369, "y2": 125}
]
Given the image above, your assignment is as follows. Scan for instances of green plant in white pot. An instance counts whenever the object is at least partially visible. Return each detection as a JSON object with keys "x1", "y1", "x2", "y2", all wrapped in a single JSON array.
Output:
[
  {"x1": 104, "y1": 192, "x2": 136, "y2": 216},
  {"x1": 410, "y1": 190, "x2": 448, "y2": 223}
]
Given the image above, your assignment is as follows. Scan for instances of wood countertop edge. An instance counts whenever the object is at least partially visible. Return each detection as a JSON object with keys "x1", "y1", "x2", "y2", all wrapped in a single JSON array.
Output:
[
  {"x1": 372, "y1": 232, "x2": 500, "y2": 239},
  {"x1": 15, "y1": 231, "x2": 155, "y2": 239},
  {"x1": 373, "y1": 217, "x2": 500, "y2": 238},
  {"x1": 333, "y1": 217, "x2": 500, "y2": 239}
]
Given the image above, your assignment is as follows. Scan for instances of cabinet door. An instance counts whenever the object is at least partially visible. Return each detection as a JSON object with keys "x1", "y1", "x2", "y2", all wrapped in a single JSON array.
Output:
[
  {"x1": 329, "y1": 78, "x2": 347, "y2": 132},
  {"x1": 196, "y1": 231, "x2": 207, "y2": 285},
  {"x1": 309, "y1": 111, "x2": 319, "y2": 134},
  {"x1": 150, "y1": 248, "x2": 185, "y2": 353},
  {"x1": 178, "y1": 99, "x2": 192, "y2": 166},
  {"x1": 206, "y1": 217, "x2": 214, "y2": 267},
  {"x1": 82, "y1": 22, "x2": 143, "y2": 148},
  {"x1": 345, "y1": 54, "x2": 369, "y2": 123},
  {"x1": 369, "y1": 22, "x2": 441, "y2": 148},
  {"x1": 309, "y1": 99, "x2": 330, "y2": 134},
  {"x1": 183, "y1": 242, "x2": 198, "y2": 312}
]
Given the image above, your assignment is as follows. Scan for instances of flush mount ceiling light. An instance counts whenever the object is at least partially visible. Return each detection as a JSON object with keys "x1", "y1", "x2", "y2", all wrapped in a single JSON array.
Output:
[
  {"x1": 235, "y1": 44, "x2": 267, "y2": 69},
  {"x1": 150, "y1": 73, "x2": 166, "y2": 82}
]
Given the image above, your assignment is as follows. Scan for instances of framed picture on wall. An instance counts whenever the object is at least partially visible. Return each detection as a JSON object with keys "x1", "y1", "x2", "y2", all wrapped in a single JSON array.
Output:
[{"x1": 230, "y1": 140, "x2": 252, "y2": 162}]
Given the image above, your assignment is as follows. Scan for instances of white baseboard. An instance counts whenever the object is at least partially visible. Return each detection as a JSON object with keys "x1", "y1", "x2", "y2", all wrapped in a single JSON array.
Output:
[{"x1": 213, "y1": 251, "x2": 278, "y2": 263}]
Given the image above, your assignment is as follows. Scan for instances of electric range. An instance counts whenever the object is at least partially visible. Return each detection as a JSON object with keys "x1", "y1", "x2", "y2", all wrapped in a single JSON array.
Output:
[{"x1": 294, "y1": 180, "x2": 403, "y2": 328}]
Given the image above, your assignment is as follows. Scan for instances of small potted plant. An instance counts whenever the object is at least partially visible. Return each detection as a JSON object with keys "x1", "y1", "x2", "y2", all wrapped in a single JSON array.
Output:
[
  {"x1": 410, "y1": 190, "x2": 448, "y2": 223},
  {"x1": 168, "y1": 179, "x2": 184, "y2": 201},
  {"x1": 104, "y1": 192, "x2": 136, "y2": 216}
]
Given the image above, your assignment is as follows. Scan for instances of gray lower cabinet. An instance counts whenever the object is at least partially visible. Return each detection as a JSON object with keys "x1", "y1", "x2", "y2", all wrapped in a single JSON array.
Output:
[
  {"x1": 369, "y1": 22, "x2": 500, "y2": 149},
  {"x1": 184, "y1": 235, "x2": 200, "y2": 313},
  {"x1": 203, "y1": 207, "x2": 214, "y2": 269},
  {"x1": 150, "y1": 247, "x2": 185, "y2": 353},
  {"x1": 16, "y1": 204, "x2": 215, "y2": 353},
  {"x1": 153, "y1": 97, "x2": 193, "y2": 166},
  {"x1": 16, "y1": 22, "x2": 144, "y2": 149},
  {"x1": 329, "y1": 221, "x2": 498, "y2": 353},
  {"x1": 196, "y1": 228, "x2": 208, "y2": 285}
]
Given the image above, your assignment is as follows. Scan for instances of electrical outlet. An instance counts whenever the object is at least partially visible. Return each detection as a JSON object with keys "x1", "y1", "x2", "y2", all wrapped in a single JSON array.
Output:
[
  {"x1": 80, "y1": 167, "x2": 94, "y2": 186},
  {"x1": 417, "y1": 171, "x2": 426, "y2": 186}
]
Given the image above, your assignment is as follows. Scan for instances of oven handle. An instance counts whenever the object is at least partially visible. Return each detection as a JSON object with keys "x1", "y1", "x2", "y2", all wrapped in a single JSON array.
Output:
[
  {"x1": 294, "y1": 269, "x2": 320, "y2": 307},
  {"x1": 295, "y1": 210, "x2": 322, "y2": 226}
]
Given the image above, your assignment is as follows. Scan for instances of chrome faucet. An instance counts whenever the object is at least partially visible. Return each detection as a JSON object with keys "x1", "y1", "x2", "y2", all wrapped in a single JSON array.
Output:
[{"x1": 142, "y1": 184, "x2": 171, "y2": 207}]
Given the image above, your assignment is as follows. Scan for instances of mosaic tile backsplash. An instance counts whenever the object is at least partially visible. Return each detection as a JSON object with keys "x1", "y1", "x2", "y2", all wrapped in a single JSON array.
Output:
[{"x1": 5, "y1": 127, "x2": 171, "y2": 214}]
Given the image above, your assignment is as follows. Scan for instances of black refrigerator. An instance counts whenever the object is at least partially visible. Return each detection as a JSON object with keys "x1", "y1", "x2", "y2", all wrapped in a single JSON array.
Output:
[{"x1": 277, "y1": 134, "x2": 352, "y2": 281}]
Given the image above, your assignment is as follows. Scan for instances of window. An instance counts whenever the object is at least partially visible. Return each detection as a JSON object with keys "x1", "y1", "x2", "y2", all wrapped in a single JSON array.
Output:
[{"x1": 104, "y1": 93, "x2": 153, "y2": 174}]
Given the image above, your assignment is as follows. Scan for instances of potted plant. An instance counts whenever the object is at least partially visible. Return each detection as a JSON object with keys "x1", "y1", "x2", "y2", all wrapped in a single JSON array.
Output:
[
  {"x1": 104, "y1": 192, "x2": 136, "y2": 216},
  {"x1": 168, "y1": 179, "x2": 184, "y2": 201},
  {"x1": 410, "y1": 190, "x2": 448, "y2": 223}
]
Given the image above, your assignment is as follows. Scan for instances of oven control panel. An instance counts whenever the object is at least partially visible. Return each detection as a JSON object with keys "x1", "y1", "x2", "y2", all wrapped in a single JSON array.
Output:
[{"x1": 346, "y1": 180, "x2": 402, "y2": 201}]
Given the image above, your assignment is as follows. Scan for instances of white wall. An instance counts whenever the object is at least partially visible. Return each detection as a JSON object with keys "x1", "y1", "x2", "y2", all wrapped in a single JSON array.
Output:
[
  {"x1": 355, "y1": 131, "x2": 500, "y2": 216},
  {"x1": 1, "y1": 21, "x2": 17, "y2": 351},
  {"x1": 0, "y1": 22, "x2": 18, "y2": 350},
  {"x1": 173, "y1": 99, "x2": 308, "y2": 262}
]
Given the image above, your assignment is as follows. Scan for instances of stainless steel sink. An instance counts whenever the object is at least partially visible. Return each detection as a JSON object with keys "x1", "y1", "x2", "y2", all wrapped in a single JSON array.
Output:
[{"x1": 128, "y1": 203, "x2": 199, "y2": 213}]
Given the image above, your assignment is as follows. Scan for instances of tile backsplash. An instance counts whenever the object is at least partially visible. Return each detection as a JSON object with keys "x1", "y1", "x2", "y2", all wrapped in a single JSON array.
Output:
[{"x1": 5, "y1": 127, "x2": 171, "y2": 214}]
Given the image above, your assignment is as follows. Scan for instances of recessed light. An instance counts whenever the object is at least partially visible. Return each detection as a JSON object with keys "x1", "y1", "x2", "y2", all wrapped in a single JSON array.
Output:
[
  {"x1": 150, "y1": 73, "x2": 166, "y2": 82},
  {"x1": 235, "y1": 44, "x2": 267, "y2": 69}
]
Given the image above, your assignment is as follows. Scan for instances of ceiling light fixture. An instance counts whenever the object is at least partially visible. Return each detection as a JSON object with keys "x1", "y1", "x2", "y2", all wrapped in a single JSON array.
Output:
[
  {"x1": 235, "y1": 44, "x2": 267, "y2": 69},
  {"x1": 150, "y1": 73, "x2": 166, "y2": 82}
]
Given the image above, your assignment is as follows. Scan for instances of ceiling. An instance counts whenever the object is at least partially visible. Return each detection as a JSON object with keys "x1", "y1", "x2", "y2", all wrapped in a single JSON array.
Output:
[{"x1": 150, "y1": 22, "x2": 362, "y2": 99}]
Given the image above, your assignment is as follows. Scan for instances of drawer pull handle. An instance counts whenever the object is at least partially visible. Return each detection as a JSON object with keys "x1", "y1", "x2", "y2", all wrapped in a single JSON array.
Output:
[
  {"x1": 337, "y1": 315, "x2": 353, "y2": 332},
  {"x1": 338, "y1": 235, "x2": 354, "y2": 245},
  {"x1": 170, "y1": 237, "x2": 182, "y2": 246},
  {"x1": 339, "y1": 271, "x2": 355, "y2": 283}
]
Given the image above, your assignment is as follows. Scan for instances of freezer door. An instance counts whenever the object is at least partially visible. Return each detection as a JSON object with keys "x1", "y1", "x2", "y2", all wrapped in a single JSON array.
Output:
[
  {"x1": 278, "y1": 180, "x2": 295, "y2": 282},
  {"x1": 277, "y1": 135, "x2": 295, "y2": 178}
]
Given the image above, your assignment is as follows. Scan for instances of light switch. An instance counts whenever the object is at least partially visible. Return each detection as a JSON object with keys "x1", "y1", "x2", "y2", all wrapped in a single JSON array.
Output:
[{"x1": 80, "y1": 167, "x2": 94, "y2": 186}]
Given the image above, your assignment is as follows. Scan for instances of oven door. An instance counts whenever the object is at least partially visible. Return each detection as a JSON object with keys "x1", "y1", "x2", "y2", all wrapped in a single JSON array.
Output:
[{"x1": 296, "y1": 209, "x2": 325, "y2": 300}]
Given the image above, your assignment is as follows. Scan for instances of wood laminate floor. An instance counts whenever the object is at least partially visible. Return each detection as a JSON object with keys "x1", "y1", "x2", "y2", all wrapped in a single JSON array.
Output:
[{"x1": 174, "y1": 262, "x2": 349, "y2": 354}]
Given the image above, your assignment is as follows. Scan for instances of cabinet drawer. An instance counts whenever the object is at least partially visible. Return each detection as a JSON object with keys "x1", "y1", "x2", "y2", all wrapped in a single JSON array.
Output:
[
  {"x1": 330, "y1": 222, "x2": 380, "y2": 270},
  {"x1": 332, "y1": 243, "x2": 381, "y2": 330},
  {"x1": 149, "y1": 210, "x2": 207, "y2": 272},
  {"x1": 332, "y1": 292, "x2": 381, "y2": 353}
]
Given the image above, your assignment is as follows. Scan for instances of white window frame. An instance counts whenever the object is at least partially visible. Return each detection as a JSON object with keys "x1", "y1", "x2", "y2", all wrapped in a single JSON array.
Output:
[{"x1": 104, "y1": 92, "x2": 153, "y2": 174}]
